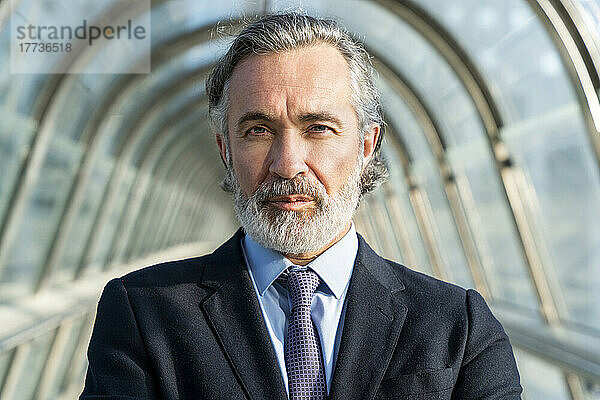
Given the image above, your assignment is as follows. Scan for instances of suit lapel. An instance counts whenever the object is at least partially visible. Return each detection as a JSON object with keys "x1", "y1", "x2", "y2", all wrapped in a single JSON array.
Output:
[
  {"x1": 200, "y1": 229, "x2": 287, "y2": 400},
  {"x1": 329, "y1": 234, "x2": 408, "y2": 400}
]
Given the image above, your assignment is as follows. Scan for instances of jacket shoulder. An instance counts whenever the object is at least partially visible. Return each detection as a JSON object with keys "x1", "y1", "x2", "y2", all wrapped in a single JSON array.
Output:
[
  {"x1": 118, "y1": 254, "x2": 211, "y2": 288},
  {"x1": 389, "y1": 259, "x2": 467, "y2": 296},
  {"x1": 116, "y1": 228, "x2": 245, "y2": 288},
  {"x1": 384, "y1": 259, "x2": 474, "y2": 316},
  {"x1": 356, "y1": 233, "x2": 470, "y2": 311}
]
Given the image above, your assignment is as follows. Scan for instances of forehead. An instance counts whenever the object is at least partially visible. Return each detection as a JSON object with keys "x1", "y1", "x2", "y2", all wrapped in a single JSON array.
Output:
[{"x1": 227, "y1": 43, "x2": 353, "y2": 116}]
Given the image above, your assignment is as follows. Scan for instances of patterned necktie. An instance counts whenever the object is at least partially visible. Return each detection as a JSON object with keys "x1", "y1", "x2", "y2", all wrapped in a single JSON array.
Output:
[{"x1": 284, "y1": 267, "x2": 327, "y2": 400}]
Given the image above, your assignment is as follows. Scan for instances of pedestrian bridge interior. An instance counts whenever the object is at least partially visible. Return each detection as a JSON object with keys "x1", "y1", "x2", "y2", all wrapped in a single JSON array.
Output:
[{"x1": 0, "y1": 0, "x2": 599, "y2": 398}]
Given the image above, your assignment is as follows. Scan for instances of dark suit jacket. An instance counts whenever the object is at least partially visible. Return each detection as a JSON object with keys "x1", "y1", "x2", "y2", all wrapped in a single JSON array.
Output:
[{"x1": 81, "y1": 229, "x2": 522, "y2": 399}]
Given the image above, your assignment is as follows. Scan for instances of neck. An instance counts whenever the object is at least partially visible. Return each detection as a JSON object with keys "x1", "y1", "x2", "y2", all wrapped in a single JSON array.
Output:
[{"x1": 283, "y1": 221, "x2": 352, "y2": 266}]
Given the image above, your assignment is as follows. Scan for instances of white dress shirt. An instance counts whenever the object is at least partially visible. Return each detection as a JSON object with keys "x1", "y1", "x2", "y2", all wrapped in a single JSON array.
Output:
[{"x1": 242, "y1": 223, "x2": 358, "y2": 394}]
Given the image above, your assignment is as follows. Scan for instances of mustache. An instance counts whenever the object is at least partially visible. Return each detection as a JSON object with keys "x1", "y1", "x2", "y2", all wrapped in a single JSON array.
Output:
[{"x1": 253, "y1": 177, "x2": 326, "y2": 205}]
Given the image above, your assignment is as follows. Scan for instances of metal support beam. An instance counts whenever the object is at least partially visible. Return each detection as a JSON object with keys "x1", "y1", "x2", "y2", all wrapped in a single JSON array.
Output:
[
  {"x1": 374, "y1": 57, "x2": 489, "y2": 296},
  {"x1": 526, "y1": 0, "x2": 600, "y2": 170},
  {"x1": 372, "y1": 0, "x2": 563, "y2": 323}
]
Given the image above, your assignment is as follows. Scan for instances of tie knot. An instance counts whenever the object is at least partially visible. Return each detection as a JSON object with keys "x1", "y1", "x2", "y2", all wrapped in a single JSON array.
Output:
[{"x1": 285, "y1": 267, "x2": 320, "y2": 308}]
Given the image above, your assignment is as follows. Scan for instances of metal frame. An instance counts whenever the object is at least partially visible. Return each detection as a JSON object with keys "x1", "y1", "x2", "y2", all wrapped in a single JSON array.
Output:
[
  {"x1": 0, "y1": 342, "x2": 30, "y2": 399},
  {"x1": 0, "y1": 14, "x2": 238, "y2": 290},
  {"x1": 0, "y1": 0, "x2": 151, "y2": 271},
  {"x1": 39, "y1": 22, "x2": 229, "y2": 280},
  {"x1": 373, "y1": 0, "x2": 564, "y2": 324},
  {"x1": 34, "y1": 64, "x2": 212, "y2": 289},
  {"x1": 505, "y1": 325, "x2": 600, "y2": 385},
  {"x1": 127, "y1": 140, "x2": 205, "y2": 259},
  {"x1": 151, "y1": 158, "x2": 219, "y2": 250},
  {"x1": 526, "y1": 0, "x2": 600, "y2": 169},
  {"x1": 374, "y1": 56, "x2": 490, "y2": 296},
  {"x1": 59, "y1": 313, "x2": 95, "y2": 399},
  {"x1": 0, "y1": 348, "x2": 15, "y2": 395},
  {"x1": 141, "y1": 143, "x2": 213, "y2": 253},
  {"x1": 36, "y1": 83, "x2": 210, "y2": 289},
  {"x1": 360, "y1": 197, "x2": 391, "y2": 256},
  {"x1": 100, "y1": 110, "x2": 214, "y2": 264},
  {"x1": 381, "y1": 184, "x2": 420, "y2": 270},
  {"x1": 118, "y1": 106, "x2": 213, "y2": 260},
  {"x1": 0, "y1": 0, "x2": 12, "y2": 31},
  {"x1": 123, "y1": 113, "x2": 213, "y2": 257},
  {"x1": 81, "y1": 105, "x2": 210, "y2": 269},
  {"x1": 385, "y1": 124, "x2": 450, "y2": 282},
  {"x1": 368, "y1": 191, "x2": 404, "y2": 262},
  {"x1": 164, "y1": 162, "x2": 223, "y2": 247},
  {"x1": 34, "y1": 317, "x2": 81, "y2": 400},
  {"x1": 0, "y1": 328, "x2": 57, "y2": 399},
  {"x1": 372, "y1": 1, "x2": 600, "y2": 396},
  {"x1": 78, "y1": 101, "x2": 211, "y2": 274},
  {"x1": 353, "y1": 208, "x2": 380, "y2": 252},
  {"x1": 120, "y1": 129, "x2": 201, "y2": 261}
]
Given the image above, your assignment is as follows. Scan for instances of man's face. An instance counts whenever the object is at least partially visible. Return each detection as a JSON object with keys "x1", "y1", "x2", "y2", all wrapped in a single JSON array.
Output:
[{"x1": 217, "y1": 43, "x2": 379, "y2": 255}]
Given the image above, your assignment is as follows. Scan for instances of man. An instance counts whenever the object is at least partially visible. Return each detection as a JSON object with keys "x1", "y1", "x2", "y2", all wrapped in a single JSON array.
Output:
[{"x1": 81, "y1": 13, "x2": 522, "y2": 400}]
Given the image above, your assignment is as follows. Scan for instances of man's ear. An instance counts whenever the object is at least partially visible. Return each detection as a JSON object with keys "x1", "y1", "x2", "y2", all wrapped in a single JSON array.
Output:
[
  {"x1": 362, "y1": 123, "x2": 380, "y2": 166},
  {"x1": 215, "y1": 134, "x2": 228, "y2": 167}
]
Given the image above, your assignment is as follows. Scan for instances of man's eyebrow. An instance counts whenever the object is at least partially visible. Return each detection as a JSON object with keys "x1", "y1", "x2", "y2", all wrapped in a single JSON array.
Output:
[
  {"x1": 236, "y1": 111, "x2": 344, "y2": 128},
  {"x1": 236, "y1": 111, "x2": 275, "y2": 127},
  {"x1": 298, "y1": 112, "x2": 343, "y2": 127}
]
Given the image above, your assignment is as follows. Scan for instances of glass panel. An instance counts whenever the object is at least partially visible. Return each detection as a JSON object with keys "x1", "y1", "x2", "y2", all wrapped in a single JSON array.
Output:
[
  {"x1": 51, "y1": 156, "x2": 114, "y2": 284},
  {"x1": 150, "y1": 0, "x2": 262, "y2": 44},
  {"x1": 298, "y1": 0, "x2": 483, "y2": 287},
  {"x1": 579, "y1": 0, "x2": 600, "y2": 39},
  {"x1": 381, "y1": 146, "x2": 433, "y2": 275},
  {"x1": 43, "y1": 318, "x2": 86, "y2": 400},
  {"x1": 129, "y1": 90, "x2": 207, "y2": 166},
  {"x1": 0, "y1": 0, "x2": 262, "y2": 293},
  {"x1": 513, "y1": 348, "x2": 570, "y2": 400},
  {"x1": 120, "y1": 171, "x2": 153, "y2": 262},
  {"x1": 143, "y1": 181, "x2": 174, "y2": 254},
  {"x1": 0, "y1": 350, "x2": 14, "y2": 390},
  {"x1": 0, "y1": 107, "x2": 36, "y2": 227},
  {"x1": 148, "y1": 182, "x2": 180, "y2": 251},
  {"x1": 503, "y1": 109, "x2": 600, "y2": 331},
  {"x1": 315, "y1": 0, "x2": 468, "y2": 138},
  {"x1": 88, "y1": 166, "x2": 136, "y2": 270},
  {"x1": 377, "y1": 75, "x2": 473, "y2": 288},
  {"x1": 71, "y1": 358, "x2": 89, "y2": 399},
  {"x1": 0, "y1": 0, "x2": 109, "y2": 115},
  {"x1": 414, "y1": 0, "x2": 600, "y2": 330},
  {"x1": 0, "y1": 135, "x2": 83, "y2": 300},
  {"x1": 583, "y1": 378, "x2": 600, "y2": 400},
  {"x1": 56, "y1": 77, "x2": 113, "y2": 141},
  {"x1": 133, "y1": 181, "x2": 166, "y2": 257},
  {"x1": 60, "y1": 314, "x2": 94, "y2": 396},
  {"x1": 9, "y1": 330, "x2": 55, "y2": 400},
  {"x1": 417, "y1": 0, "x2": 576, "y2": 123},
  {"x1": 161, "y1": 188, "x2": 190, "y2": 249},
  {"x1": 376, "y1": 191, "x2": 406, "y2": 262},
  {"x1": 101, "y1": 43, "x2": 218, "y2": 158},
  {"x1": 356, "y1": 203, "x2": 384, "y2": 254},
  {"x1": 0, "y1": 24, "x2": 38, "y2": 114},
  {"x1": 157, "y1": 152, "x2": 204, "y2": 249},
  {"x1": 447, "y1": 138, "x2": 539, "y2": 313}
]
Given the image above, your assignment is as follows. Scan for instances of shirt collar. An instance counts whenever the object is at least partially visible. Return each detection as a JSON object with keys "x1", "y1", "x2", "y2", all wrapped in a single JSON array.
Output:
[{"x1": 242, "y1": 222, "x2": 358, "y2": 299}]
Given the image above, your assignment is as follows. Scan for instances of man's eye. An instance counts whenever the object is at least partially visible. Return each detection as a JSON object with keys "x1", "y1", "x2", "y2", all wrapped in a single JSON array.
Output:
[
  {"x1": 247, "y1": 126, "x2": 268, "y2": 135},
  {"x1": 309, "y1": 125, "x2": 330, "y2": 133}
]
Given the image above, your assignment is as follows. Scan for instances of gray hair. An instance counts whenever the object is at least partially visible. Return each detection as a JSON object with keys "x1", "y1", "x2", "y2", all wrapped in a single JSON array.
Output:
[{"x1": 206, "y1": 12, "x2": 388, "y2": 194}]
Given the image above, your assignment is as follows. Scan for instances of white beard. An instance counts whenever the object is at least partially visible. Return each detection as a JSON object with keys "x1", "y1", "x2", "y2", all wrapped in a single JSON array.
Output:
[{"x1": 226, "y1": 158, "x2": 362, "y2": 255}]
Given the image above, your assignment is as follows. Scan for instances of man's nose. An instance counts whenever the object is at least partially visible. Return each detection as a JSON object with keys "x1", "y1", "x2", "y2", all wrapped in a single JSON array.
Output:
[{"x1": 268, "y1": 133, "x2": 309, "y2": 179}]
